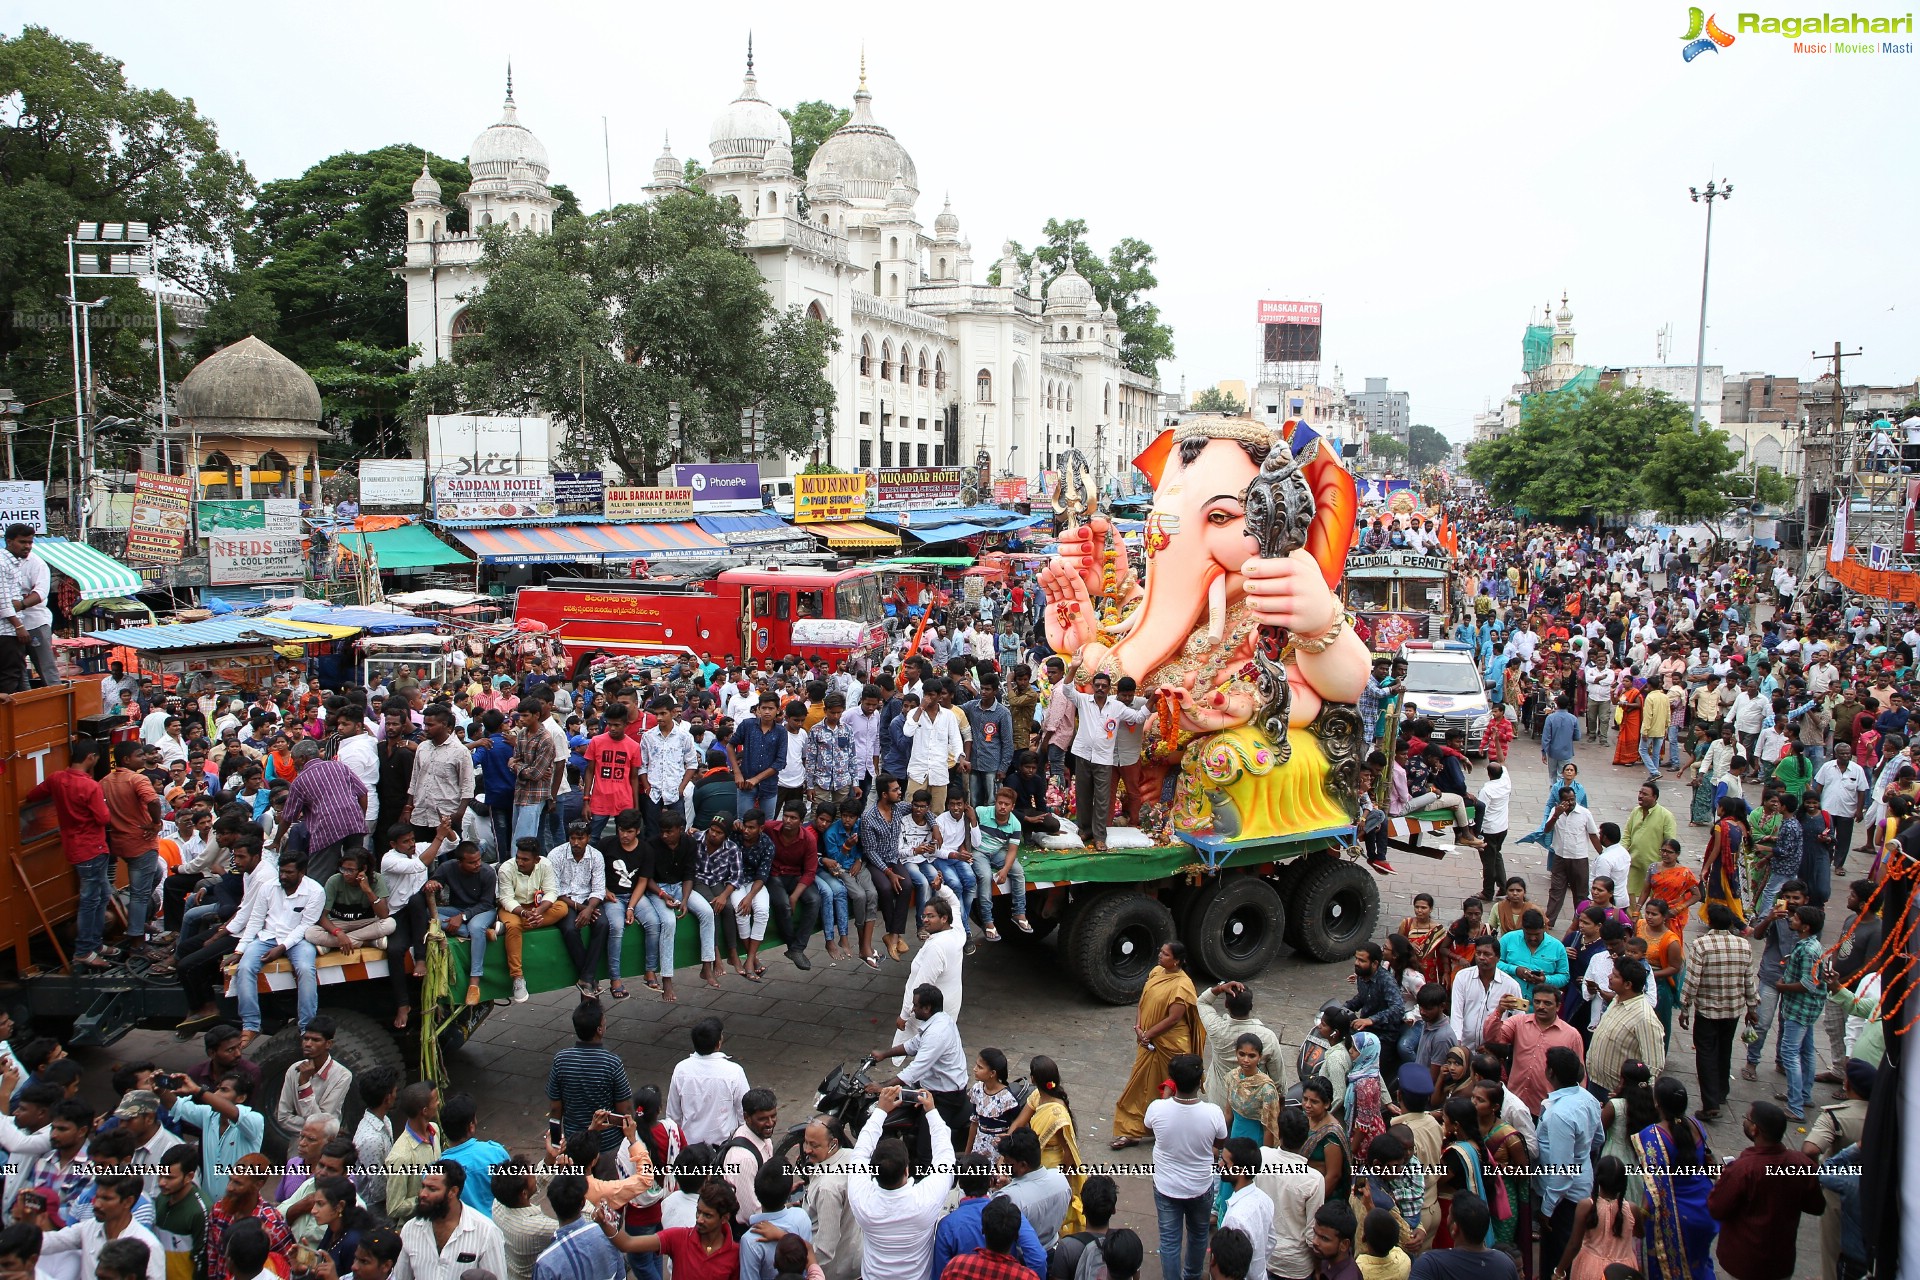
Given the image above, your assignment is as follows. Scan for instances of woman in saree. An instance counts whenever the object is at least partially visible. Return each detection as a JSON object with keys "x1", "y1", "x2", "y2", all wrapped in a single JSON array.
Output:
[
  {"x1": 1872, "y1": 791, "x2": 1915, "y2": 879},
  {"x1": 1746, "y1": 791, "x2": 1785, "y2": 919},
  {"x1": 1216, "y1": 1033, "x2": 1281, "y2": 1214},
  {"x1": 1684, "y1": 723, "x2": 1719, "y2": 826},
  {"x1": 1700, "y1": 795, "x2": 1749, "y2": 929},
  {"x1": 1109, "y1": 941, "x2": 1204, "y2": 1148},
  {"x1": 1612, "y1": 678, "x2": 1646, "y2": 768},
  {"x1": 1445, "y1": 898, "x2": 1495, "y2": 977},
  {"x1": 1008, "y1": 1055, "x2": 1085, "y2": 1230},
  {"x1": 1559, "y1": 906, "x2": 1609, "y2": 1042},
  {"x1": 1396, "y1": 894, "x2": 1450, "y2": 987},
  {"x1": 1470, "y1": 1080, "x2": 1529, "y2": 1268},
  {"x1": 1599, "y1": 1058, "x2": 1656, "y2": 1210},
  {"x1": 1633, "y1": 1076, "x2": 1718, "y2": 1280},
  {"x1": 1435, "y1": 1096, "x2": 1502, "y2": 1250},
  {"x1": 1299, "y1": 1076, "x2": 1350, "y2": 1202},
  {"x1": 1342, "y1": 1031, "x2": 1387, "y2": 1163}
]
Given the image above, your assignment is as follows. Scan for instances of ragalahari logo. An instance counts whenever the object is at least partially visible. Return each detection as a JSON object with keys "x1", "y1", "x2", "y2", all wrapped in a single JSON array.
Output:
[{"x1": 1681, "y1": 7, "x2": 1737, "y2": 58}]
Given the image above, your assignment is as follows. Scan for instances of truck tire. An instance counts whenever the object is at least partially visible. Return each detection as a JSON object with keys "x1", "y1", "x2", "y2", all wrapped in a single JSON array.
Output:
[
  {"x1": 250, "y1": 1009, "x2": 408, "y2": 1158},
  {"x1": 1071, "y1": 890, "x2": 1177, "y2": 1006},
  {"x1": 1289, "y1": 858, "x2": 1379, "y2": 963},
  {"x1": 1278, "y1": 852, "x2": 1331, "y2": 951},
  {"x1": 1184, "y1": 876, "x2": 1285, "y2": 982}
]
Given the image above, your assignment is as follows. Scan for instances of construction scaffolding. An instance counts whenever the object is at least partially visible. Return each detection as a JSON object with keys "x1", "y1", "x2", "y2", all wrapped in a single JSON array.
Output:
[{"x1": 1818, "y1": 410, "x2": 1920, "y2": 606}]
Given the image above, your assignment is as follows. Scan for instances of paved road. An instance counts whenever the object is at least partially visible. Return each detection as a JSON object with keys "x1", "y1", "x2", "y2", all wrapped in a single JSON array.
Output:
[{"x1": 100, "y1": 726, "x2": 1832, "y2": 1278}]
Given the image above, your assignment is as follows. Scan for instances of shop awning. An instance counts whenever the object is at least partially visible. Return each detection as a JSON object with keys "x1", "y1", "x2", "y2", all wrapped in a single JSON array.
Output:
[
  {"x1": 272, "y1": 619, "x2": 363, "y2": 640},
  {"x1": 94, "y1": 617, "x2": 335, "y2": 651},
  {"x1": 801, "y1": 521, "x2": 902, "y2": 549},
  {"x1": 34, "y1": 536, "x2": 145, "y2": 602},
  {"x1": 451, "y1": 522, "x2": 724, "y2": 564},
  {"x1": 895, "y1": 513, "x2": 1050, "y2": 543},
  {"x1": 336, "y1": 524, "x2": 469, "y2": 570},
  {"x1": 697, "y1": 513, "x2": 804, "y2": 545}
]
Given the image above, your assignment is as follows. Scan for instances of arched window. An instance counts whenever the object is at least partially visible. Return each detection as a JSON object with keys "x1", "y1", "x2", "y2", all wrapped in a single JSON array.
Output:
[
  {"x1": 889, "y1": 273, "x2": 899, "y2": 297},
  {"x1": 881, "y1": 340, "x2": 893, "y2": 381},
  {"x1": 1076, "y1": 325, "x2": 1084, "y2": 340},
  {"x1": 415, "y1": 218, "x2": 424, "y2": 239},
  {"x1": 937, "y1": 257, "x2": 947, "y2": 278},
  {"x1": 890, "y1": 236, "x2": 899, "y2": 257},
  {"x1": 1046, "y1": 383, "x2": 1055, "y2": 411},
  {"x1": 257, "y1": 450, "x2": 292, "y2": 497},
  {"x1": 1060, "y1": 325, "x2": 1068, "y2": 339},
  {"x1": 807, "y1": 301, "x2": 826, "y2": 323},
  {"x1": 202, "y1": 450, "x2": 235, "y2": 500},
  {"x1": 873, "y1": 261, "x2": 882, "y2": 294},
  {"x1": 510, "y1": 211, "x2": 521, "y2": 230},
  {"x1": 934, "y1": 355, "x2": 945, "y2": 390},
  {"x1": 482, "y1": 212, "x2": 494, "y2": 226},
  {"x1": 768, "y1": 191, "x2": 780, "y2": 214},
  {"x1": 918, "y1": 352, "x2": 929, "y2": 387},
  {"x1": 859, "y1": 334, "x2": 873, "y2": 377},
  {"x1": 897, "y1": 346, "x2": 911, "y2": 383},
  {"x1": 1066, "y1": 389, "x2": 1073, "y2": 411},
  {"x1": 431, "y1": 219, "x2": 441, "y2": 238},
  {"x1": 976, "y1": 369, "x2": 993, "y2": 403},
  {"x1": 1105, "y1": 384, "x2": 1112, "y2": 415}
]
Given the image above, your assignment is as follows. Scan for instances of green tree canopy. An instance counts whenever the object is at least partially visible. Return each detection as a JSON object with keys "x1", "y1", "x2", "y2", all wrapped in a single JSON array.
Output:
[
  {"x1": 1637, "y1": 423, "x2": 1741, "y2": 525},
  {"x1": 1368, "y1": 432, "x2": 1408, "y2": 461},
  {"x1": 407, "y1": 191, "x2": 838, "y2": 483},
  {"x1": 1465, "y1": 384, "x2": 1689, "y2": 517},
  {"x1": 0, "y1": 25, "x2": 254, "y2": 475},
  {"x1": 993, "y1": 218, "x2": 1174, "y2": 378},
  {"x1": 1189, "y1": 386, "x2": 1244, "y2": 415},
  {"x1": 780, "y1": 101, "x2": 850, "y2": 179},
  {"x1": 1407, "y1": 423, "x2": 1452, "y2": 470},
  {"x1": 1752, "y1": 465, "x2": 1798, "y2": 509}
]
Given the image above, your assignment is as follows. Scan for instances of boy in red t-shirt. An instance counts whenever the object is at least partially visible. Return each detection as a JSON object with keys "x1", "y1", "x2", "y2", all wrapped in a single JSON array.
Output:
[{"x1": 583, "y1": 706, "x2": 644, "y2": 841}]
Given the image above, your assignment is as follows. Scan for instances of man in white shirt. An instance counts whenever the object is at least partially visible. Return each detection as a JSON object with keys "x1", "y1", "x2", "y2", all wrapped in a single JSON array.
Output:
[
  {"x1": 1592, "y1": 827, "x2": 1630, "y2": 899},
  {"x1": 844, "y1": 1089, "x2": 953, "y2": 1280},
  {"x1": 801, "y1": 1119, "x2": 863, "y2": 1280},
  {"x1": 640, "y1": 699, "x2": 702, "y2": 829},
  {"x1": 1813, "y1": 742, "x2": 1873, "y2": 870},
  {"x1": 232, "y1": 851, "x2": 325, "y2": 1043},
  {"x1": 3, "y1": 526, "x2": 56, "y2": 688},
  {"x1": 1064, "y1": 674, "x2": 1150, "y2": 851},
  {"x1": 1217, "y1": 1139, "x2": 1275, "y2": 1265},
  {"x1": 901, "y1": 685, "x2": 966, "y2": 810},
  {"x1": 871, "y1": 984, "x2": 968, "y2": 1153},
  {"x1": 1581, "y1": 660, "x2": 1616, "y2": 748},
  {"x1": 1144, "y1": 1055, "x2": 1227, "y2": 1280},
  {"x1": 895, "y1": 886, "x2": 964, "y2": 1046},
  {"x1": 334, "y1": 707, "x2": 382, "y2": 834},
  {"x1": 393, "y1": 1165, "x2": 506, "y2": 1280},
  {"x1": 38, "y1": 1171, "x2": 166, "y2": 1280},
  {"x1": 1542, "y1": 790, "x2": 1602, "y2": 929},
  {"x1": 1255, "y1": 1129, "x2": 1325, "y2": 1280},
  {"x1": 1450, "y1": 937, "x2": 1524, "y2": 1052},
  {"x1": 664, "y1": 1017, "x2": 751, "y2": 1146},
  {"x1": 841, "y1": 688, "x2": 886, "y2": 798},
  {"x1": 1475, "y1": 764, "x2": 1513, "y2": 905}
]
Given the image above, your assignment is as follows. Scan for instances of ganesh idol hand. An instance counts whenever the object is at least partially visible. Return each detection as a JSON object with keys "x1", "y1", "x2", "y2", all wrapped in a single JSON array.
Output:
[
  {"x1": 1240, "y1": 547, "x2": 1339, "y2": 636},
  {"x1": 1156, "y1": 671, "x2": 1241, "y2": 735},
  {"x1": 1039, "y1": 551, "x2": 1103, "y2": 658}
]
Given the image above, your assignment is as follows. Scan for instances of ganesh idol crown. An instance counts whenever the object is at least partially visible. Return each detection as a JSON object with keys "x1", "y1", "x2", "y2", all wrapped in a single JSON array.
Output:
[{"x1": 1038, "y1": 414, "x2": 1370, "y2": 843}]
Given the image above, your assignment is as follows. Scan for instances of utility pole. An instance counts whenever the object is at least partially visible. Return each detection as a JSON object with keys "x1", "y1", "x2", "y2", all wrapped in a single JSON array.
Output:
[
  {"x1": 1688, "y1": 180, "x2": 1731, "y2": 432},
  {"x1": 1804, "y1": 340, "x2": 1863, "y2": 575}
]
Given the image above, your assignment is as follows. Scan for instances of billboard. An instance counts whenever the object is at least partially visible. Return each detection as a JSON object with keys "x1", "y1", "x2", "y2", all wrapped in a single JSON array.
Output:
[
  {"x1": 0, "y1": 481, "x2": 47, "y2": 533},
  {"x1": 425, "y1": 414, "x2": 551, "y2": 478},
  {"x1": 1258, "y1": 300, "x2": 1324, "y2": 364},
  {"x1": 872, "y1": 467, "x2": 963, "y2": 508},
  {"x1": 794, "y1": 473, "x2": 867, "y2": 523},
  {"x1": 209, "y1": 534, "x2": 305, "y2": 585},
  {"x1": 433, "y1": 474, "x2": 557, "y2": 522},
  {"x1": 604, "y1": 486, "x2": 694, "y2": 521},
  {"x1": 992, "y1": 478, "x2": 1030, "y2": 504},
  {"x1": 126, "y1": 471, "x2": 194, "y2": 563},
  {"x1": 672, "y1": 463, "x2": 761, "y2": 513},
  {"x1": 359, "y1": 459, "x2": 426, "y2": 506},
  {"x1": 553, "y1": 472, "x2": 606, "y2": 518},
  {"x1": 198, "y1": 499, "x2": 299, "y2": 536}
]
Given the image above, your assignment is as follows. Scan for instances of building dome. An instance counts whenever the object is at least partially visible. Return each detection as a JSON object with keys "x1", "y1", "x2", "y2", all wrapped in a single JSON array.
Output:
[
  {"x1": 808, "y1": 65, "x2": 916, "y2": 207},
  {"x1": 176, "y1": 335, "x2": 323, "y2": 429},
  {"x1": 760, "y1": 137, "x2": 795, "y2": 179},
  {"x1": 933, "y1": 196, "x2": 959, "y2": 238},
  {"x1": 1043, "y1": 253, "x2": 1097, "y2": 314},
  {"x1": 650, "y1": 135, "x2": 682, "y2": 184},
  {"x1": 1555, "y1": 292, "x2": 1574, "y2": 326},
  {"x1": 468, "y1": 77, "x2": 551, "y2": 192},
  {"x1": 411, "y1": 158, "x2": 442, "y2": 204},
  {"x1": 886, "y1": 173, "x2": 914, "y2": 212},
  {"x1": 709, "y1": 41, "x2": 791, "y2": 177}
]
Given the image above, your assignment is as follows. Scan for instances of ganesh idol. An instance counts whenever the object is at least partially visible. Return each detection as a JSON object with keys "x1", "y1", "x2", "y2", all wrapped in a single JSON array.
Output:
[{"x1": 1038, "y1": 415, "x2": 1369, "y2": 843}]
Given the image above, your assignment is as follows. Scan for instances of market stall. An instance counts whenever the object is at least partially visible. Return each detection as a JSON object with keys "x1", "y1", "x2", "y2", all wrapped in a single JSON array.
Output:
[{"x1": 88, "y1": 616, "x2": 345, "y2": 696}]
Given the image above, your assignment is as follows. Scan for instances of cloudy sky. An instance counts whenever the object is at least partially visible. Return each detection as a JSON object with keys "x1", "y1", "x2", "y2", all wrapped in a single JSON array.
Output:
[{"x1": 18, "y1": 0, "x2": 1918, "y2": 439}]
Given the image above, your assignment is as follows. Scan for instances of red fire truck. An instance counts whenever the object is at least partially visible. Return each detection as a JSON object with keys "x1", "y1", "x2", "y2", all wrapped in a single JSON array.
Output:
[{"x1": 514, "y1": 566, "x2": 889, "y2": 666}]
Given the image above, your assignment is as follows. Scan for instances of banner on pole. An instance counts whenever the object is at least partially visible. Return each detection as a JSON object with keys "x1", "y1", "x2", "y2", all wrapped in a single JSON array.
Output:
[{"x1": 127, "y1": 471, "x2": 194, "y2": 563}]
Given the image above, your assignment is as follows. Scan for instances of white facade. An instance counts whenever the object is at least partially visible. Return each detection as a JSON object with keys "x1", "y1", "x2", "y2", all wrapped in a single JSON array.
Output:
[
  {"x1": 1611, "y1": 364, "x2": 1724, "y2": 427},
  {"x1": 400, "y1": 58, "x2": 1158, "y2": 487}
]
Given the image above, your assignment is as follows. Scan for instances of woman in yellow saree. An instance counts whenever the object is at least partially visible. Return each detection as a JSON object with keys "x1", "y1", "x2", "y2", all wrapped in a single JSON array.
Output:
[
  {"x1": 1008, "y1": 1055, "x2": 1087, "y2": 1233},
  {"x1": 1110, "y1": 941, "x2": 1205, "y2": 1148}
]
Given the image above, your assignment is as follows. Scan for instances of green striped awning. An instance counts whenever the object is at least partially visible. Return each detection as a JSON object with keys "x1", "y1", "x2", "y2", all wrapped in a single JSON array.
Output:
[{"x1": 34, "y1": 536, "x2": 146, "y2": 602}]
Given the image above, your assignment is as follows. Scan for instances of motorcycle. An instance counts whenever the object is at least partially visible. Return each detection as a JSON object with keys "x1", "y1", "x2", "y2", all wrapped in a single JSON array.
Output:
[{"x1": 772, "y1": 1054, "x2": 930, "y2": 1174}]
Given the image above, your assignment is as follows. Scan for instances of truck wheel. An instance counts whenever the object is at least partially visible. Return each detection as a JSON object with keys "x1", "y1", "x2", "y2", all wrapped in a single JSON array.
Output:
[
  {"x1": 1277, "y1": 853, "x2": 1329, "y2": 951},
  {"x1": 250, "y1": 1009, "x2": 408, "y2": 1158},
  {"x1": 1071, "y1": 890, "x2": 1177, "y2": 1005},
  {"x1": 1184, "y1": 876, "x2": 1285, "y2": 982},
  {"x1": 1289, "y1": 858, "x2": 1379, "y2": 963}
]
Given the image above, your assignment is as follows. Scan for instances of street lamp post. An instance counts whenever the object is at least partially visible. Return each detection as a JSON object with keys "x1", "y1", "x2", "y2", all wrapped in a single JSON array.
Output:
[{"x1": 1688, "y1": 180, "x2": 1732, "y2": 432}]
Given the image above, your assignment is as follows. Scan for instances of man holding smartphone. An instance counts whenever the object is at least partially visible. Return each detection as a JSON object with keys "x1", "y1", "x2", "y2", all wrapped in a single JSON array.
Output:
[{"x1": 870, "y1": 983, "x2": 969, "y2": 1157}]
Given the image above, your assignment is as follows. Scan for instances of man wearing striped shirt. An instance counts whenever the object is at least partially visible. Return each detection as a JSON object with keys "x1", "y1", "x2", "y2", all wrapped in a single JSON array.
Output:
[
  {"x1": 1586, "y1": 956, "x2": 1666, "y2": 1095},
  {"x1": 532, "y1": 1175, "x2": 614, "y2": 1280},
  {"x1": 1678, "y1": 901, "x2": 1758, "y2": 1121}
]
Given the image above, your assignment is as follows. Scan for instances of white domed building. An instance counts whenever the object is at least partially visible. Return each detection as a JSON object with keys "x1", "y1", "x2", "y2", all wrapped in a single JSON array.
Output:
[{"x1": 400, "y1": 52, "x2": 1160, "y2": 493}]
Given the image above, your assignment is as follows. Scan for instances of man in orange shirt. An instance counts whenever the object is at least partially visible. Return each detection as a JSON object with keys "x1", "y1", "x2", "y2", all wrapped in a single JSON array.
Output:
[
  {"x1": 101, "y1": 739, "x2": 164, "y2": 960},
  {"x1": 26, "y1": 738, "x2": 113, "y2": 969},
  {"x1": 1480, "y1": 985, "x2": 1586, "y2": 1115}
]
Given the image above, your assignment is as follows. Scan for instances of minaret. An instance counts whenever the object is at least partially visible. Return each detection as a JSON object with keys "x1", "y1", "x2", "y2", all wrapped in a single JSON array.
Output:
[{"x1": 404, "y1": 155, "x2": 447, "y2": 246}]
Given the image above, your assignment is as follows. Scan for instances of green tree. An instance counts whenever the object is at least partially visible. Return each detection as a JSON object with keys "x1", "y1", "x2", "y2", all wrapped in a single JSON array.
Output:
[
  {"x1": 1637, "y1": 423, "x2": 1742, "y2": 527},
  {"x1": 994, "y1": 219, "x2": 1174, "y2": 377},
  {"x1": 1189, "y1": 386, "x2": 1244, "y2": 415},
  {"x1": 1369, "y1": 432, "x2": 1408, "y2": 461},
  {"x1": 408, "y1": 191, "x2": 838, "y2": 483},
  {"x1": 1407, "y1": 423, "x2": 1451, "y2": 471},
  {"x1": 780, "y1": 101, "x2": 850, "y2": 179},
  {"x1": 1465, "y1": 384, "x2": 1687, "y2": 517},
  {"x1": 1752, "y1": 465, "x2": 1798, "y2": 508},
  {"x1": 0, "y1": 26, "x2": 254, "y2": 477}
]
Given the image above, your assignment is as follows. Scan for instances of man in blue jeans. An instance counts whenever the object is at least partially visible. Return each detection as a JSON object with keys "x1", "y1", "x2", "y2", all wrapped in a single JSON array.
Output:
[
  {"x1": 729, "y1": 693, "x2": 786, "y2": 820},
  {"x1": 471, "y1": 710, "x2": 515, "y2": 858},
  {"x1": 1144, "y1": 1054, "x2": 1226, "y2": 1280},
  {"x1": 1539, "y1": 694, "x2": 1581, "y2": 784},
  {"x1": 234, "y1": 851, "x2": 326, "y2": 1043}
]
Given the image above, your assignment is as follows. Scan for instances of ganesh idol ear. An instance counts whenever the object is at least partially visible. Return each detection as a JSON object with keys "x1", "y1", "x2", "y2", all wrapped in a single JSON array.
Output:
[
  {"x1": 1302, "y1": 441, "x2": 1359, "y2": 592},
  {"x1": 1132, "y1": 429, "x2": 1175, "y2": 491}
]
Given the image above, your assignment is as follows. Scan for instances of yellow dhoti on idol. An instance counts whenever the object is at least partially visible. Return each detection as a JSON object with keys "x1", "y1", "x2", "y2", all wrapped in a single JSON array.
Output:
[{"x1": 1169, "y1": 725, "x2": 1352, "y2": 840}]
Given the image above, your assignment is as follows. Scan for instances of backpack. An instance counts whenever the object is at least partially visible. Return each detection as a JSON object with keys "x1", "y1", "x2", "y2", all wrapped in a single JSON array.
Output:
[{"x1": 1049, "y1": 1231, "x2": 1102, "y2": 1280}]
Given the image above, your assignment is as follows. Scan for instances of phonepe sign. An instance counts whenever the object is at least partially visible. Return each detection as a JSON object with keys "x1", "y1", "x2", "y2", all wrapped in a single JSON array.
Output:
[{"x1": 673, "y1": 463, "x2": 762, "y2": 513}]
